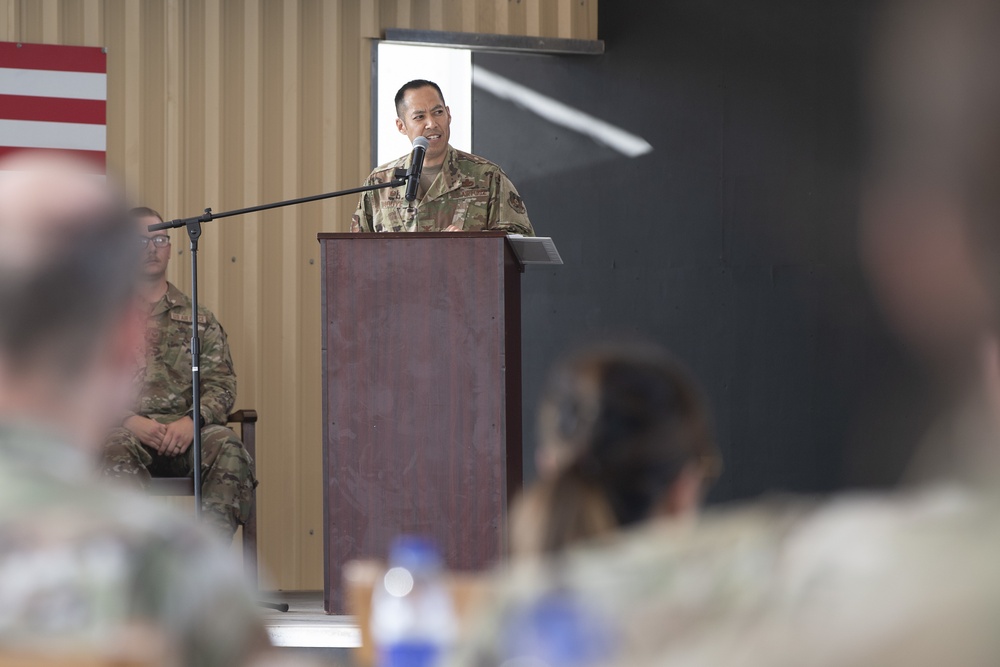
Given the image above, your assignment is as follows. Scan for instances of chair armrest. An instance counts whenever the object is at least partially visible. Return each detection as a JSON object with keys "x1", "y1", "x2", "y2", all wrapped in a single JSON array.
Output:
[{"x1": 227, "y1": 409, "x2": 257, "y2": 424}]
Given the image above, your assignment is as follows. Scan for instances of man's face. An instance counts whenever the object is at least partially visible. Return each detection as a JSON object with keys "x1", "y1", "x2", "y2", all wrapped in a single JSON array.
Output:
[
  {"x1": 395, "y1": 86, "x2": 451, "y2": 165},
  {"x1": 138, "y1": 216, "x2": 170, "y2": 278}
]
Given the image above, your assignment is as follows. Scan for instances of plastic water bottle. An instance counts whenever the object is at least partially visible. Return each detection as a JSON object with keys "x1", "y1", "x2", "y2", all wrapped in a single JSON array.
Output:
[{"x1": 370, "y1": 535, "x2": 457, "y2": 667}]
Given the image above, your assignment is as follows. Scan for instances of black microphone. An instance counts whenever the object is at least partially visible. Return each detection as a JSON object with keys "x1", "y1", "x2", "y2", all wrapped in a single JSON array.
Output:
[{"x1": 404, "y1": 136, "x2": 429, "y2": 202}]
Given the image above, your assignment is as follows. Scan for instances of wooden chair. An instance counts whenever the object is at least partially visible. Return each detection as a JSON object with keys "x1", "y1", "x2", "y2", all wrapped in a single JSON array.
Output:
[{"x1": 148, "y1": 409, "x2": 258, "y2": 589}]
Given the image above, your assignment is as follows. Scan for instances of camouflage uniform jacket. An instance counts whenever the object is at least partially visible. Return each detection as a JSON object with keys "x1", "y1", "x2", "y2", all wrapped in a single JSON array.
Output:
[
  {"x1": 127, "y1": 282, "x2": 236, "y2": 426},
  {"x1": 0, "y1": 422, "x2": 268, "y2": 666},
  {"x1": 352, "y1": 144, "x2": 534, "y2": 235},
  {"x1": 447, "y1": 488, "x2": 1000, "y2": 667}
]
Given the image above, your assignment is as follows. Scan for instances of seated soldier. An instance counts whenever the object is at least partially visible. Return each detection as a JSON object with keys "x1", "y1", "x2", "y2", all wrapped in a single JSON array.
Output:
[{"x1": 101, "y1": 207, "x2": 255, "y2": 540}]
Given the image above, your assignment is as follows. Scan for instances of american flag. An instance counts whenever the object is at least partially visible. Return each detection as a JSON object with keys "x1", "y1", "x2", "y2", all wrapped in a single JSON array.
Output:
[{"x1": 0, "y1": 41, "x2": 106, "y2": 173}]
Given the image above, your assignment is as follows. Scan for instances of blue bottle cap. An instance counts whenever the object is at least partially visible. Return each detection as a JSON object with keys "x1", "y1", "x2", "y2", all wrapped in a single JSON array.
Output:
[{"x1": 388, "y1": 535, "x2": 443, "y2": 570}]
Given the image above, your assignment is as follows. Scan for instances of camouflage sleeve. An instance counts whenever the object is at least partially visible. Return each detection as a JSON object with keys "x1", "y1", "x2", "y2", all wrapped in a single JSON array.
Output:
[
  {"x1": 198, "y1": 314, "x2": 237, "y2": 425},
  {"x1": 351, "y1": 176, "x2": 376, "y2": 233},
  {"x1": 488, "y1": 169, "x2": 534, "y2": 237}
]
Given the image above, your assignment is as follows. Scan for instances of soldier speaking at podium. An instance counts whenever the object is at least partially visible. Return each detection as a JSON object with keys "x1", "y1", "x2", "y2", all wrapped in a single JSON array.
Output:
[{"x1": 352, "y1": 79, "x2": 534, "y2": 236}]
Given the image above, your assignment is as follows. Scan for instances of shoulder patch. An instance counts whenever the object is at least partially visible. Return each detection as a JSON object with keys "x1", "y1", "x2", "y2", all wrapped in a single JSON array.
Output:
[{"x1": 508, "y1": 191, "x2": 526, "y2": 215}]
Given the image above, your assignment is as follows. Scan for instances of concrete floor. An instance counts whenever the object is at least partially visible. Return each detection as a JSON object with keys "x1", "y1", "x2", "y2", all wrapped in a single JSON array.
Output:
[{"x1": 262, "y1": 591, "x2": 359, "y2": 665}]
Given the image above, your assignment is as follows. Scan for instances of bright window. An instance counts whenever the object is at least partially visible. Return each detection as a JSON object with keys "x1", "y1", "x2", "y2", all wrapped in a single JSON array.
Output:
[{"x1": 375, "y1": 43, "x2": 472, "y2": 167}]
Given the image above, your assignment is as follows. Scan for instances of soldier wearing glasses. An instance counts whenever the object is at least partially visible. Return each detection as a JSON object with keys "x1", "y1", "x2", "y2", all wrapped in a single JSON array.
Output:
[{"x1": 101, "y1": 207, "x2": 255, "y2": 541}]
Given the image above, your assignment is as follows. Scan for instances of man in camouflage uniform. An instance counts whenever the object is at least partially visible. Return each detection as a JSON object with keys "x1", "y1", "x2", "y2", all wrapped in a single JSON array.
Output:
[
  {"x1": 101, "y1": 207, "x2": 255, "y2": 540},
  {"x1": 352, "y1": 79, "x2": 534, "y2": 235},
  {"x1": 0, "y1": 153, "x2": 271, "y2": 666}
]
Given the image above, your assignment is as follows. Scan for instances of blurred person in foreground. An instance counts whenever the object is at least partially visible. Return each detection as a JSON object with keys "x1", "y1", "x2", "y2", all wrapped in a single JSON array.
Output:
[
  {"x1": 509, "y1": 344, "x2": 720, "y2": 556},
  {"x1": 101, "y1": 206, "x2": 256, "y2": 542},
  {"x1": 861, "y1": 0, "x2": 1000, "y2": 487},
  {"x1": 444, "y1": 1, "x2": 1000, "y2": 665},
  {"x1": 0, "y1": 153, "x2": 271, "y2": 667}
]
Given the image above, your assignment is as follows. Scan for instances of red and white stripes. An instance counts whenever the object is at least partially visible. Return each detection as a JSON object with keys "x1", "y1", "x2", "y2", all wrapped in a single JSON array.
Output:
[{"x1": 0, "y1": 42, "x2": 106, "y2": 172}]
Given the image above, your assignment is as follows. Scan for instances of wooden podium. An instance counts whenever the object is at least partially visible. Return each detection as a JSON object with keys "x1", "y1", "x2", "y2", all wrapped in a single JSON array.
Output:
[{"x1": 318, "y1": 232, "x2": 523, "y2": 613}]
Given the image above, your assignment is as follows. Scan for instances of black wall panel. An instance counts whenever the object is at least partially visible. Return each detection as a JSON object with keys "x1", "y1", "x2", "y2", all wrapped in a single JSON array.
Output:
[{"x1": 470, "y1": 0, "x2": 916, "y2": 500}]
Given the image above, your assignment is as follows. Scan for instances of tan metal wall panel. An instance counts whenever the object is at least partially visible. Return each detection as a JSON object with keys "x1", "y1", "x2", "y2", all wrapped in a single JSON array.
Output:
[
  {"x1": 0, "y1": 2, "x2": 17, "y2": 39},
  {"x1": 0, "y1": 0, "x2": 596, "y2": 590}
]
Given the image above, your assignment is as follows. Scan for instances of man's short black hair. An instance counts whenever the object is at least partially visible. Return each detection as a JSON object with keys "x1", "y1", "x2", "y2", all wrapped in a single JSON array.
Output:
[
  {"x1": 130, "y1": 206, "x2": 163, "y2": 222},
  {"x1": 394, "y1": 79, "x2": 446, "y2": 118}
]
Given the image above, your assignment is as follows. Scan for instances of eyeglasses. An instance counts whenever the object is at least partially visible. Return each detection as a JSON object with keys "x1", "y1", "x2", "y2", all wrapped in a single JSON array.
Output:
[{"x1": 140, "y1": 235, "x2": 171, "y2": 248}]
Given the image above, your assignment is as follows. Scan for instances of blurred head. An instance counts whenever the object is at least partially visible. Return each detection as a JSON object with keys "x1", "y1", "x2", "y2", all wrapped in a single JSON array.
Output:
[
  {"x1": 861, "y1": 0, "x2": 1000, "y2": 484},
  {"x1": 864, "y1": 0, "x2": 1000, "y2": 370},
  {"x1": 132, "y1": 206, "x2": 171, "y2": 280},
  {"x1": 394, "y1": 79, "x2": 451, "y2": 166},
  {"x1": 512, "y1": 343, "x2": 719, "y2": 556},
  {"x1": 0, "y1": 152, "x2": 141, "y2": 447}
]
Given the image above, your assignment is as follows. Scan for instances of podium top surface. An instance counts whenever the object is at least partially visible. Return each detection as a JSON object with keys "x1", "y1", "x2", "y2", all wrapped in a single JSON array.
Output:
[
  {"x1": 317, "y1": 231, "x2": 507, "y2": 240},
  {"x1": 317, "y1": 231, "x2": 562, "y2": 267}
]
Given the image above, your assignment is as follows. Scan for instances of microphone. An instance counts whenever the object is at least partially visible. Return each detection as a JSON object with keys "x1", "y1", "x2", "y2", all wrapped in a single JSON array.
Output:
[{"x1": 404, "y1": 136, "x2": 429, "y2": 202}]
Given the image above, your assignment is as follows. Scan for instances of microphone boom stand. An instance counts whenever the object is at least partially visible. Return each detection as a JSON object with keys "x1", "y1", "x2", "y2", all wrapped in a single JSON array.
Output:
[{"x1": 148, "y1": 173, "x2": 408, "y2": 609}]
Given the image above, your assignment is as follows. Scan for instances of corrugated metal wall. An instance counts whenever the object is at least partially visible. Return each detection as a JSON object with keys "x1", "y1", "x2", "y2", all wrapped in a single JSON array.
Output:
[{"x1": 0, "y1": 0, "x2": 597, "y2": 589}]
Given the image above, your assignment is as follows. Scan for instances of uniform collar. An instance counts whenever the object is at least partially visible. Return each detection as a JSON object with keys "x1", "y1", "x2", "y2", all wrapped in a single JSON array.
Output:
[{"x1": 421, "y1": 145, "x2": 463, "y2": 203}]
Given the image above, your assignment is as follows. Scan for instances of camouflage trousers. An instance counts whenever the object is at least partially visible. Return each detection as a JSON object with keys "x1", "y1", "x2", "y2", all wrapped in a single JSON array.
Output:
[{"x1": 101, "y1": 423, "x2": 256, "y2": 541}]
